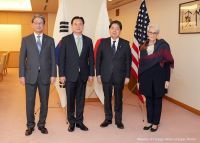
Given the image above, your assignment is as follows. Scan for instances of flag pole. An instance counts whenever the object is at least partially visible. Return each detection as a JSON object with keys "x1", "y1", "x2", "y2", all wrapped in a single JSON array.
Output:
[{"x1": 130, "y1": 0, "x2": 150, "y2": 122}]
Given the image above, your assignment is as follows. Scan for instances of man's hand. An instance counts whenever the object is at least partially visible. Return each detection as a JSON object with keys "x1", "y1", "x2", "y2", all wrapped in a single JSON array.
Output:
[
  {"x1": 124, "y1": 78, "x2": 130, "y2": 85},
  {"x1": 19, "y1": 77, "x2": 25, "y2": 85},
  {"x1": 165, "y1": 81, "x2": 170, "y2": 89},
  {"x1": 59, "y1": 76, "x2": 66, "y2": 84},
  {"x1": 97, "y1": 75, "x2": 102, "y2": 84},
  {"x1": 88, "y1": 76, "x2": 94, "y2": 83},
  {"x1": 50, "y1": 77, "x2": 56, "y2": 84}
]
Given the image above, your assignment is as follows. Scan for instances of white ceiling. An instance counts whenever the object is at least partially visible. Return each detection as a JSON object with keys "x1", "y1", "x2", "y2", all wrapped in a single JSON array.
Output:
[
  {"x1": 31, "y1": 0, "x2": 136, "y2": 12},
  {"x1": 0, "y1": 0, "x2": 136, "y2": 13}
]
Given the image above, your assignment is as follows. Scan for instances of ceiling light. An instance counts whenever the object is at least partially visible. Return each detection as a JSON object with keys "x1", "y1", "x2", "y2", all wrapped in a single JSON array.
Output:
[{"x1": 0, "y1": 0, "x2": 32, "y2": 11}]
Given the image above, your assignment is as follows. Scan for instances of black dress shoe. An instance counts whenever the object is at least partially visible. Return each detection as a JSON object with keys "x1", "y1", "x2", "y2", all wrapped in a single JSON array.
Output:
[
  {"x1": 100, "y1": 120, "x2": 112, "y2": 127},
  {"x1": 115, "y1": 122, "x2": 124, "y2": 129},
  {"x1": 76, "y1": 122, "x2": 88, "y2": 131},
  {"x1": 68, "y1": 123, "x2": 75, "y2": 132},
  {"x1": 38, "y1": 127, "x2": 48, "y2": 134},
  {"x1": 25, "y1": 128, "x2": 34, "y2": 136},
  {"x1": 150, "y1": 125, "x2": 158, "y2": 132},
  {"x1": 143, "y1": 124, "x2": 152, "y2": 130}
]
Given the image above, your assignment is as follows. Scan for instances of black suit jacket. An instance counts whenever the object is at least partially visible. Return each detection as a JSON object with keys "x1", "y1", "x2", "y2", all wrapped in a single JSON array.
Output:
[
  {"x1": 96, "y1": 37, "x2": 131, "y2": 83},
  {"x1": 59, "y1": 34, "x2": 94, "y2": 82},
  {"x1": 19, "y1": 34, "x2": 57, "y2": 84}
]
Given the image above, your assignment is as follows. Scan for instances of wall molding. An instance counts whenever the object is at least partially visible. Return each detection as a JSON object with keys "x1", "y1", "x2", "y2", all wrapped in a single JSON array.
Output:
[
  {"x1": 86, "y1": 96, "x2": 200, "y2": 116},
  {"x1": 165, "y1": 96, "x2": 200, "y2": 116}
]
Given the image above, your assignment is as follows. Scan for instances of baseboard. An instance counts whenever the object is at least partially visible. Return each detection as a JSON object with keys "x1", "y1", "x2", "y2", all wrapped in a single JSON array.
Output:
[{"x1": 164, "y1": 96, "x2": 200, "y2": 116}]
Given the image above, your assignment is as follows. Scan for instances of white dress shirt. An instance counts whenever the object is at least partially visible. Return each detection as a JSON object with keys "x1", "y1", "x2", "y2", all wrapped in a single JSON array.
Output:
[
  {"x1": 34, "y1": 32, "x2": 43, "y2": 43},
  {"x1": 73, "y1": 33, "x2": 83, "y2": 51},
  {"x1": 111, "y1": 37, "x2": 119, "y2": 51},
  {"x1": 147, "y1": 44, "x2": 154, "y2": 55}
]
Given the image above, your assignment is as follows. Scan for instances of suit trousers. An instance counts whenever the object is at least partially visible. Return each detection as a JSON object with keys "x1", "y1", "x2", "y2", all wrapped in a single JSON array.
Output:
[
  {"x1": 25, "y1": 71, "x2": 50, "y2": 129},
  {"x1": 102, "y1": 75, "x2": 124, "y2": 123},
  {"x1": 146, "y1": 85, "x2": 163, "y2": 125},
  {"x1": 65, "y1": 74, "x2": 87, "y2": 124}
]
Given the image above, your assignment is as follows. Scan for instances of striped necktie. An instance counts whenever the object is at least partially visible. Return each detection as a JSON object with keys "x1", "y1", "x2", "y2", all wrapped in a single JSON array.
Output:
[{"x1": 36, "y1": 35, "x2": 42, "y2": 53}]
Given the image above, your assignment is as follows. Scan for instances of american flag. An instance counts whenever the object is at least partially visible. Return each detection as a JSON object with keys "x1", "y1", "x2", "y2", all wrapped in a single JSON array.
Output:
[{"x1": 131, "y1": 0, "x2": 150, "y2": 103}]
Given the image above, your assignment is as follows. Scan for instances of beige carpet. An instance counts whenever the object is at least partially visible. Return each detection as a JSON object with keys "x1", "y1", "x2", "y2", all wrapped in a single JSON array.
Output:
[{"x1": 0, "y1": 68, "x2": 199, "y2": 143}]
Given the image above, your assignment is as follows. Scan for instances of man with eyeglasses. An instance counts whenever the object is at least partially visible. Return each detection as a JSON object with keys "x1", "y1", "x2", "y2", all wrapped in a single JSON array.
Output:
[{"x1": 19, "y1": 14, "x2": 57, "y2": 136}]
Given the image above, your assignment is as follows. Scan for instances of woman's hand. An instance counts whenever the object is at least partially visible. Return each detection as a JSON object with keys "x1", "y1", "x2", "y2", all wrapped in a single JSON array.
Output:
[
  {"x1": 141, "y1": 94, "x2": 146, "y2": 103},
  {"x1": 137, "y1": 83, "x2": 139, "y2": 89},
  {"x1": 165, "y1": 81, "x2": 170, "y2": 89}
]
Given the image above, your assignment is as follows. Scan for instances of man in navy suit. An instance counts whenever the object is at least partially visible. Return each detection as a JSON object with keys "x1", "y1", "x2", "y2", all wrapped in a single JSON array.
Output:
[
  {"x1": 59, "y1": 16, "x2": 94, "y2": 132},
  {"x1": 96, "y1": 20, "x2": 131, "y2": 129}
]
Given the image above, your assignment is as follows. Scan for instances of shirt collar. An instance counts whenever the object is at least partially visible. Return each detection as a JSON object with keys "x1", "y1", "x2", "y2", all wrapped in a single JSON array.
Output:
[
  {"x1": 73, "y1": 33, "x2": 82, "y2": 39},
  {"x1": 34, "y1": 32, "x2": 43, "y2": 39},
  {"x1": 111, "y1": 37, "x2": 119, "y2": 44}
]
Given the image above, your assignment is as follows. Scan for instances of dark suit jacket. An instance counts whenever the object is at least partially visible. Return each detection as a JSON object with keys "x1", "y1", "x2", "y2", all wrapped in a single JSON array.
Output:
[
  {"x1": 96, "y1": 37, "x2": 131, "y2": 83},
  {"x1": 59, "y1": 34, "x2": 94, "y2": 82},
  {"x1": 19, "y1": 34, "x2": 57, "y2": 84}
]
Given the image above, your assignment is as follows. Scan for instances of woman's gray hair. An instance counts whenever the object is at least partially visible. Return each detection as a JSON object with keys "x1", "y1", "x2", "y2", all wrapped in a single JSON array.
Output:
[
  {"x1": 147, "y1": 23, "x2": 160, "y2": 34},
  {"x1": 32, "y1": 14, "x2": 45, "y2": 24}
]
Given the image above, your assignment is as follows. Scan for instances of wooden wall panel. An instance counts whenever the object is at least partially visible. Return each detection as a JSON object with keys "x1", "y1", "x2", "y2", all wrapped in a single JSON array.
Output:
[
  {"x1": 0, "y1": 51, "x2": 19, "y2": 68},
  {"x1": 0, "y1": 12, "x2": 7, "y2": 23},
  {"x1": 7, "y1": 51, "x2": 19, "y2": 68},
  {"x1": 0, "y1": 12, "x2": 48, "y2": 38},
  {"x1": 7, "y1": 13, "x2": 22, "y2": 24},
  {"x1": 0, "y1": 12, "x2": 51, "y2": 68}
]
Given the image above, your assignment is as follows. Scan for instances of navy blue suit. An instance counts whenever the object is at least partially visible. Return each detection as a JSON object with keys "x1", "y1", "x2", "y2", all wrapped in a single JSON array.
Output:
[
  {"x1": 59, "y1": 34, "x2": 94, "y2": 124},
  {"x1": 96, "y1": 37, "x2": 131, "y2": 123}
]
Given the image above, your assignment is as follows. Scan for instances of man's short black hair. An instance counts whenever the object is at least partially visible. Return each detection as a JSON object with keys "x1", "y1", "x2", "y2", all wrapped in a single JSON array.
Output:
[
  {"x1": 109, "y1": 20, "x2": 122, "y2": 30},
  {"x1": 71, "y1": 16, "x2": 85, "y2": 25},
  {"x1": 32, "y1": 14, "x2": 45, "y2": 24}
]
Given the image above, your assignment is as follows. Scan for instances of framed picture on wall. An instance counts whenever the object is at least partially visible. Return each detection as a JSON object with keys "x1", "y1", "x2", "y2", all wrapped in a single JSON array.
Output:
[{"x1": 179, "y1": 0, "x2": 200, "y2": 34}]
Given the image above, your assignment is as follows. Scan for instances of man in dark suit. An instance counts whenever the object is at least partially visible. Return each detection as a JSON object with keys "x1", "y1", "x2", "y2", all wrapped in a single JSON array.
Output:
[
  {"x1": 19, "y1": 14, "x2": 57, "y2": 136},
  {"x1": 96, "y1": 20, "x2": 131, "y2": 129},
  {"x1": 59, "y1": 16, "x2": 94, "y2": 132}
]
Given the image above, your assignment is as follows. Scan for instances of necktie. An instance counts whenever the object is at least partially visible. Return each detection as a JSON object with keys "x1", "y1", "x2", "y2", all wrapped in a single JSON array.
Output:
[
  {"x1": 111, "y1": 41, "x2": 116, "y2": 55},
  {"x1": 76, "y1": 36, "x2": 82, "y2": 56},
  {"x1": 36, "y1": 35, "x2": 42, "y2": 53}
]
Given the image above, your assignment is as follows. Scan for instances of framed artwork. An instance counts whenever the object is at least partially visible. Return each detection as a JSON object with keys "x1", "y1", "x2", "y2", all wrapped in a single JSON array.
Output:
[{"x1": 179, "y1": 0, "x2": 200, "y2": 34}]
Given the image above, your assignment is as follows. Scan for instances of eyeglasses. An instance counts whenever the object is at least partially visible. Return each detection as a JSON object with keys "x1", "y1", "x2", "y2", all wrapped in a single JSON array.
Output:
[
  {"x1": 33, "y1": 22, "x2": 44, "y2": 25},
  {"x1": 148, "y1": 31, "x2": 158, "y2": 35}
]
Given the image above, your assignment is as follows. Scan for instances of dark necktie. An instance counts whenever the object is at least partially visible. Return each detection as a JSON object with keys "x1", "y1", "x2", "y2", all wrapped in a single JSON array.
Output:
[{"x1": 111, "y1": 41, "x2": 116, "y2": 55}]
